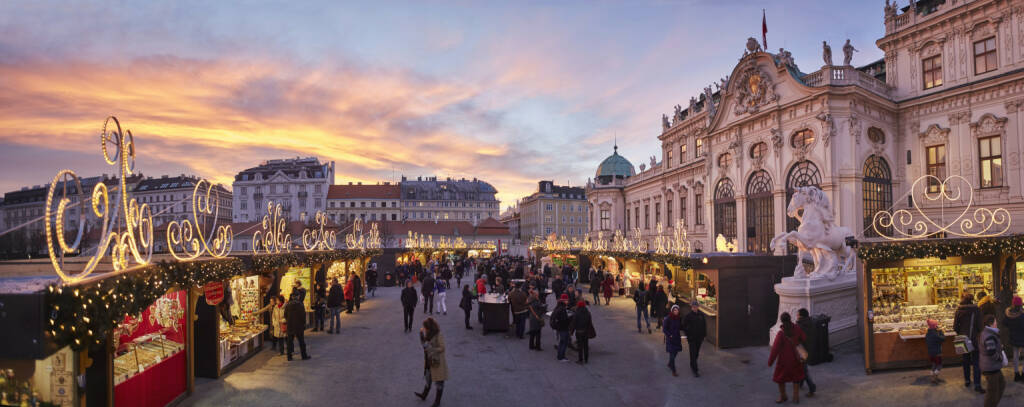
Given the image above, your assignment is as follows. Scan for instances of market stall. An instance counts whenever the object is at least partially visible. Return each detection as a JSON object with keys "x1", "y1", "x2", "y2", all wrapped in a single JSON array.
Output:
[
  {"x1": 193, "y1": 275, "x2": 270, "y2": 378},
  {"x1": 858, "y1": 237, "x2": 1022, "y2": 372},
  {"x1": 112, "y1": 290, "x2": 189, "y2": 407}
]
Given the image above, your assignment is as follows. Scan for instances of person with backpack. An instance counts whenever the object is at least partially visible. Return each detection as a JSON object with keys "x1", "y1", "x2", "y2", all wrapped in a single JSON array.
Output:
[
  {"x1": 683, "y1": 301, "x2": 708, "y2": 377},
  {"x1": 634, "y1": 285, "x2": 652, "y2": 334},
  {"x1": 572, "y1": 300, "x2": 594, "y2": 364},
  {"x1": 552, "y1": 293, "x2": 573, "y2": 361},
  {"x1": 954, "y1": 293, "x2": 985, "y2": 393},
  {"x1": 769, "y1": 312, "x2": 806, "y2": 404}
]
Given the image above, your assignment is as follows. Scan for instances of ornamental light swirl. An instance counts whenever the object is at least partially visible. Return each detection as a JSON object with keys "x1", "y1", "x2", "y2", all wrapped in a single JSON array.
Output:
[
  {"x1": 346, "y1": 218, "x2": 366, "y2": 249},
  {"x1": 167, "y1": 179, "x2": 232, "y2": 259},
  {"x1": 45, "y1": 116, "x2": 154, "y2": 283},
  {"x1": 302, "y1": 211, "x2": 336, "y2": 251},
  {"x1": 252, "y1": 201, "x2": 291, "y2": 254},
  {"x1": 872, "y1": 174, "x2": 1011, "y2": 240}
]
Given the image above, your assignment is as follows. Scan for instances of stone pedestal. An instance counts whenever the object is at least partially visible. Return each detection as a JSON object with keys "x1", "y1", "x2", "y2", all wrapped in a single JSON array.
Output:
[{"x1": 771, "y1": 274, "x2": 859, "y2": 345}]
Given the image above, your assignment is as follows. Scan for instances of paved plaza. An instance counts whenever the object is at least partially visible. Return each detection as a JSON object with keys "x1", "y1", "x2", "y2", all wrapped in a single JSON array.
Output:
[{"x1": 185, "y1": 286, "x2": 1022, "y2": 407}]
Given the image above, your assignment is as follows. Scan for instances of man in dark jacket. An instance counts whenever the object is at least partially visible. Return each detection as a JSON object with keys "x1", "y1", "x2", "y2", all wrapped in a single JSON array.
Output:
[
  {"x1": 365, "y1": 266, "x2": 378, "y2": 297},
  {"x1": 954, "y1": 293, "x2": 985, "y2": 393},
  {"x1": 551, "y1": 277, "x2": 565, "y2": 300},
  {"x1": 572, "y1": 301, "x2": 594, "y2": 364},
  {"x1": 979, "y1": 314, "x2": 1005, "y2": 405},
  {"x1": 552, "y1": 294, "x2": 573, "y2": 362},
  {"x1": 682, "y1": 301, "x2": 707, "y2": 377},
  {"x1": 634, "y1": 285, "x2": 651, "y2": 334},
  {"x1": 509, "y1": 285, "x2": 529, "y2": 339},
  {"x1": 421, "y1": 273, "x2": 436, "y2": 315},
  {"x1": 796, "y1": 309, "x2": 817, "y2": 396},
  {"x1": 284, "y1": 294, "x2": 310, "y2": 361},
  {"x1": 352, "y1": 273, "x2": 363, "y2": 312},
  {"x1": 1005, "y1": 296, "x2": 1024, "y2": 382},
  {"x1": 401, "y1": 280, "x2": 418, "y2": 332},
  {"x1": 327, "y1": 279, "x2": 344, "y2": 334},
  {"x1": 652, "y1": 286, "x2": 669, "y2": 329}
]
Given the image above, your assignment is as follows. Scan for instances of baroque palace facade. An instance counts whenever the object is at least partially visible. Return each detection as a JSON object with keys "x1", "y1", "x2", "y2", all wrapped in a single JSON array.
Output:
[{"x1": 587, "y1": 0, "x2": 1024, "y2": 253}]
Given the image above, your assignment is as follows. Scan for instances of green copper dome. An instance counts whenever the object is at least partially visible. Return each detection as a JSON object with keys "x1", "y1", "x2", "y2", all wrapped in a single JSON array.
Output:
[{"x1": 595, "y1": 145, "x2": 635, "y2": 182}]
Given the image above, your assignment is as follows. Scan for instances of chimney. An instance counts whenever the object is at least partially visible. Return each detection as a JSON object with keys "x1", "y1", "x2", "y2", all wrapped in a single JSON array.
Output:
[
  {"x1": 348, "y1": 182, "x2": 353, "y2": 185},
  {"x1": 357, "y1": 182, "x2": 362, "y2": 185}
]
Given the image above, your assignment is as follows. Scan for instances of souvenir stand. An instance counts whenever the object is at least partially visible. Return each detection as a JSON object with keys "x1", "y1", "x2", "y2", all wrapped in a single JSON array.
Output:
[
  {"x1": 192, "y1": 271, "x2": 271, "y2": 378},
  {"x1": 858, "y1": 236, "x2": 1022, "y2": 372}
]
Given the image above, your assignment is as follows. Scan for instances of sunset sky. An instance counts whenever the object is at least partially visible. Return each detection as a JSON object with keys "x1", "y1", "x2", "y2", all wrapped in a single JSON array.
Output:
[{"x1": 0, "y1": 1, "x2": 885, "y2": 206}]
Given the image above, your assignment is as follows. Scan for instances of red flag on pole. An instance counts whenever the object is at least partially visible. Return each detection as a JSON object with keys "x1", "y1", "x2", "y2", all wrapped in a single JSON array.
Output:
[{"x1": 762, "y1": 9, "x2": 768, "y2": 50}]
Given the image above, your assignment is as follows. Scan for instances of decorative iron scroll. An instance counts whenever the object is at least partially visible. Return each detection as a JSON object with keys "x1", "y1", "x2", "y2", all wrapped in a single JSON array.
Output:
[
  {"x1": 167, "y1": 179, "x2": 232, "y2": 259},
  {"x1": 45, "y1": 116, "x2": 154, "y2": 283},
  {"x1": 872, "y1": 174, "x2": 1011, "y2": 240},
  {"x1": 252, "y1": 202, "x2": 291, "y2": 254},
  {"x1": 302, "y1": 211, "x2": 336, "y2": 251}
]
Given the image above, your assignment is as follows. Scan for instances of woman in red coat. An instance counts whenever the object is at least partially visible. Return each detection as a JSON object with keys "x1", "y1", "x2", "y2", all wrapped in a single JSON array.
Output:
[
  {"x1": 768, "y1": 312, "x2": 806, "y2": 404},
  {"x1": 601, "y1": 275, "x2": 614, "y2": 305},
  {"x1": 344, "y1": 276, "x2": 356, "y2": 314}
]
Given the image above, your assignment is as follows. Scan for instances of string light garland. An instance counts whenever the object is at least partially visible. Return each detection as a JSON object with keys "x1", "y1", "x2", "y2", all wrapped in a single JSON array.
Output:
[{"x1": 857, "y1": 234, "x2": 1024, "y2": 262}]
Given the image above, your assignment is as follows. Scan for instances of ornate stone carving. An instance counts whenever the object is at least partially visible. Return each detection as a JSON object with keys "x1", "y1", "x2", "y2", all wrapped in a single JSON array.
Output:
[
  {"x1": 673, "y1": 104, "x2": 683, "y2": 124},
  {"x1": 919, "y1": 123, "x2": 950, "y2": 145},
  {"x1": 745, "y1": 37, "x2": 762, "y2": 54},
  {"x1": 703, "y1": 86, "x2": 716, "y2": 121},
  {"x1": 849, "y1": 116, "x2": 862, "y2": 145},
  {"x1": 689, "y1": 97, "x2": 697, "y2": 115},
  {"x1": 822, "y1": 41, "x2": 832, "y2": 66},
  {"x1": 947, "y1": 111, "x2": 970, "y2": 125},
  {"x1": 770, "y1": 128, "x2": 784, "y2": 152},
  {"x1": 662, "y1": 114, "x2": 670, "y2": 131},
  {"x1": 777, "y1": 48, "x2": 797, "y2": 70},
  {"x1": 1006, "y1": 99, "x2": 1022, "y2": 113},
  {"x1": 733, "y1": 59, "x2": 779, "y2": 116},
  {"x1": 969, "y1": 113, "x2": 1008, "y2": 137},
  {"x1": 842, "y1": 39, "x2": 858, "y2": 66},
  {"x1": 815, "y1": 112, "x2": 835, "y2": 147}
]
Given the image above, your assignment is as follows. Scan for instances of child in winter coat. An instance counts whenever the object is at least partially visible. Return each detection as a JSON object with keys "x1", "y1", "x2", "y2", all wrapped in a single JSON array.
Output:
[{"x1": 925, "y1": 319, "x2": 945, "y2": 384}]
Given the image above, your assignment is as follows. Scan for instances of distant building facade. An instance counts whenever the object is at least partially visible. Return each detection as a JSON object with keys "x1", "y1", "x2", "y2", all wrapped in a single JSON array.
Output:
[
  {"x1": 518, "y1": 180, "x2": 587, "y2": 241},
  {"x1": 133, "y1": 175, "x2": 232, "y2": 227},
  {"x1": 326, "y1": 182, "x2": 401, "y2": 224},
  {"x1": 400, "y1": 176, "x2": 500, "y2": 225},
  {"x1": 232, "y1": 157, "x2": 335, "y2": 223},
  {"x1": 499, "y1": 205, "x2": 521, "y2": 244}
]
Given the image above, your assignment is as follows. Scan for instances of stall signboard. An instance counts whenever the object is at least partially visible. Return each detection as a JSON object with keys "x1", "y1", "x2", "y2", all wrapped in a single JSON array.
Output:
[{"x1": 204, "y1": 281, "x2": 225, "y2": 306}]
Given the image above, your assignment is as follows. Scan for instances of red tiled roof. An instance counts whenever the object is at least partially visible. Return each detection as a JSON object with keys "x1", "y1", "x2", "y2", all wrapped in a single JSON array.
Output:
[
  {"x1": 475, "y1": 217, "x2": 510, "y2": 235},
  {"x1": 327, "y1": 184, "x2": 400, "y2": 200}
]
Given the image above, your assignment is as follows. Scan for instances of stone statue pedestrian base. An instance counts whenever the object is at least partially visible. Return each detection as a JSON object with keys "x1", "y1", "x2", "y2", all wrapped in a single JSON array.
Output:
[{"x1": 771, "y1": 273, "x2": 858, "y2": 346}]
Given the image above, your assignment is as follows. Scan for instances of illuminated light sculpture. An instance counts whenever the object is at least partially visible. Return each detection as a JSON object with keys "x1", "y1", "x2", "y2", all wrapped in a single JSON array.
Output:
[
  {"x1": 595, "y1": 231, "x2": 607, "y2": 251},
  {"x1": 302, "y1": 211, "x2": 337, "y2": 251},
  {"x1": 346, "y1": 218, "x2": 366, "y2": 250},
  {"x1": 167, "y1": 179, "x2": 232, "y2": 260},
  {"x1": 454, "y1": 237, "x2": 467, "y2": 249},
  {"x1": 45, "y1": 116, "x2": 154, "y2": 283},
  {"x1": 611, "y1": 230, "x2": 627, "y2": 252},
  {"x1": 670, "y1": 219, "x2": 693, "y2": 256},
  {"x1": 654, "y1": 223, "x2": 669, "y2": 255},
  {"x1": 366, "y1": 222, "x2": 382, "y2": 249},
  {"x1": 252, "y1": 201, "x2": 291, "y2": 254},
  {"x1": 872, "y1": 174, "x2": 1011, "y2": 240},
  {"x1": 630, "y1": 228, "x2": 648, "y2": 253}
]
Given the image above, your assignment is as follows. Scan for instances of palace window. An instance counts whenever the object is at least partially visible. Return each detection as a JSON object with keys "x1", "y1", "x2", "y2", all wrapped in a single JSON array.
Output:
[
  {"x1": 714, "y1": 178, "x2": 736, "y2": 241},
  {"x1": 694, "y1": 192, "x2": 703, "y2": 225},
  {"x1": 926, "y1": 145, "x2": 946, "y2": 193},
  {"x1": 922, "y1": 55, "x2": 942, "y2": 89},
  {"x1": 680, "y1": 143, "x2": 687, "y2": 163},
  {"x1": 655, "y1": 202, "x2": 661, "y2": 225},
  {"x1": 863, "y1": 155, "x2": 893, "y2": 238},
  {"x1": 978, "y1": 136, "x2": 1003, "y2": 188},
  {"x1": 718, "y1": 153, "x2": 732, "y2": 168},
  {"x1": 600, "y1": 210, "x2": 610, "y2": 230},
  {"x1": 695, "y1": 138, "x2": 704, "y2": 157},
  {"x1": 746, "y1": 171, "x2": 774, "y2": 254},
  {"x1": 644, "y1": 204, "x2": 650, "y2": 229},
  {"x1": 680, "y1": 196, "x2": 687, "y2": 226},
  {"x1": 635, "y1": 207, "x2": 640, "y2": 229},
  {"x1": 667, "y1": 199, "x2": 673, "y2": 223},
  {"x1": 626, "y1": 208, "x2": 630, "y2": 229},
  {"x1": 750, "y1": 142, "x2": 767, "y2": 159},
  {"x1": 974, "y1": 37, "x2": 997, "y2": 75},
  {"x1": 791, "y1": 129, "x2": 814, "y2": 149},
  {"x1": 666, "y1": 149, "x2": 673, "y2": 169}
]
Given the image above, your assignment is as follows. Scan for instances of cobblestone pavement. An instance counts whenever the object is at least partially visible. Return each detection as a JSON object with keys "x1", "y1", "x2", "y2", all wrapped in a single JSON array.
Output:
[{"x1": 186, "y1": 286, "x2": 1022, "y2": 407}]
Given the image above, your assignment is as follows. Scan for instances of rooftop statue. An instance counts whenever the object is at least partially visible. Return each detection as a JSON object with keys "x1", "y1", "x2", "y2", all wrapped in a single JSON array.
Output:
[
  {"x1": 822, "y1": 41, "x2": 833, "y2": 66},
  {"x1": 842, "y1": 39, "x2": 858, "y2": 66}
]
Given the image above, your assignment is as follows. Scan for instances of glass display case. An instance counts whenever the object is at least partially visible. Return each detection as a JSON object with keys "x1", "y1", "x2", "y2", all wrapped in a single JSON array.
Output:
[
  {"x1": 869, "y1": 263, "x2": 992, "y2": 338},
  {"x1": 113, "y1": 334, "x2": 185, "y2": 386},
  {"x1": 218, "y1": 276, "x2": 267, "y2": 370}
]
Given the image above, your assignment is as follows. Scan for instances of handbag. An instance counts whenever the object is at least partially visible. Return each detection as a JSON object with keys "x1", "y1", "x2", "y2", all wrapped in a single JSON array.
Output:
[
  {"x1": 587, "y1": 324, "x2": 597, "y2": 339},
  {"x1": 954, "y1": 314, "x2": 977, "y2": 355},
  {"x1": 785, "y1": 334, "x2": 808, "y2": 363}
]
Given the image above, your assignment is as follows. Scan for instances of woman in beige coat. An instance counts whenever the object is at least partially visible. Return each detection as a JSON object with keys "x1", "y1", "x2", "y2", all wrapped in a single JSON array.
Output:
[
  {"x1": 255, "y1": 294, "x2": 287, "y2": 355},
  {"x1": 415, "y1": 317, "x2": 447, "y2": 407}
]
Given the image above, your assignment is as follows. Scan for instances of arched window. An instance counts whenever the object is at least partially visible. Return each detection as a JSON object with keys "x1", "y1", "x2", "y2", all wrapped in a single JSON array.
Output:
[
  {"x1": 718, "y1": 153, "x2": 732, "y2": 168},
  {"x1": 862, "y1": 155, "x2": 893, "y2": 238},
  {"x1": 785, "y1": 161, "x2": 822, "y2": 234},
  {"x1": 791, "y1": 129, "x2": 815, "y2": 148},
  {"x1": 746, "y1": 170, "x2": 774, "y2": 254},
  {"x1": 750, "y1": 142, "x2": 768, "y2": 159},
  {"x1": 714, "y1": 178, "x2": 736, "y2": 241}
]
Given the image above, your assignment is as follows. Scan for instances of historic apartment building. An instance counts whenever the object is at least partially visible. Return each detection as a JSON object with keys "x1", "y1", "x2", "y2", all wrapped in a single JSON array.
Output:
[
  {"x1": 500, "y1": 205, "x2": 522, "y2": 244},
  {"x1": 400, "y1": 176, "x2": 500, "y2": 225},
  {"x1": 588, "y1": 0, "x2": 1024, "y2": 253},
  {"x1": 133, "y1": 175, "x2": 232, "y2": 227},
  {"x1": 326, "y1": 182, "x2": 401, "y2": 223},
  {"x1": 518, "y1": 180, "x2": 588, "y2": 241},
  {"x1": 232, "y1": 157, "x2": 335, "y2": 223}
]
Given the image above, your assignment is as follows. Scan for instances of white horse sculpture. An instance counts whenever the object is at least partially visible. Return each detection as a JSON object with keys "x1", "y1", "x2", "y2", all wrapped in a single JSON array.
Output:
[{"x1": 770, "y1": 186, "x2": 855, "y2": 279}]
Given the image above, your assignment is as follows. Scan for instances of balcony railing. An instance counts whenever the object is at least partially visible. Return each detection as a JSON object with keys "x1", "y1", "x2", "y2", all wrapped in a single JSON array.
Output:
[{"x1": 802, "y1": 65, "x2": 893, "y2": 98}]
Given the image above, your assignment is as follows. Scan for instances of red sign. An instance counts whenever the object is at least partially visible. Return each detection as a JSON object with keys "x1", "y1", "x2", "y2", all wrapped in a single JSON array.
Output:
[{"x1": 204, "y1": 281, "x2": 224, "y2": 305}]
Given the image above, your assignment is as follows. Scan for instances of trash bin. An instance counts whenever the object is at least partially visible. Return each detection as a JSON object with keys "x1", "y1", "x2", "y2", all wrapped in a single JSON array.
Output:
[{"x1": 805, "y1": 314, "x2": 833, "y2": 365}]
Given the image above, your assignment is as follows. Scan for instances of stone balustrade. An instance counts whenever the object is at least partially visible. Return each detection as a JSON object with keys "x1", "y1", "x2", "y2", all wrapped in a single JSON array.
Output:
[{"x1": 802, "y1": 65, "x2": 893, "y2": 98}]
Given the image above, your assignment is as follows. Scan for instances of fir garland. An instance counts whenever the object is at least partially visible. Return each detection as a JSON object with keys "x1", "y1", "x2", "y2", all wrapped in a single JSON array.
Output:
[
  {"x1": 45, "y1": 249, "x2": 381, "y2": 351},
  {"x1": 857, "y1": 234, "x2": 1024, "y2": 262}
]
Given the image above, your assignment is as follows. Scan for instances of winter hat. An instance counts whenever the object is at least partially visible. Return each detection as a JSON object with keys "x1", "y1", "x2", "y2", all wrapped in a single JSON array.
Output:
[
  {"x1": 559, "y1": 293, "x2": 569, "y2": 303},
  {"x1": 926, "y1": 319, "x2": 938, "y2": 329},
  {"x1": 577, "y1": 301, "x2": 587, "y2": 308},
  {"x1": 670, "y1": 304, "x2": 680, "y2": 313},
  {"x1": 1013, "y1": 296, "x2": 1023, "y2": 307}
]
